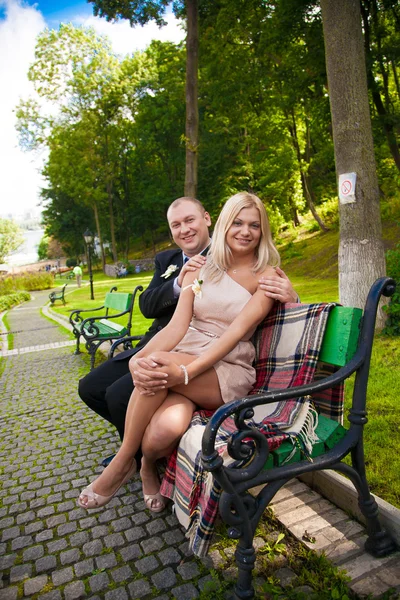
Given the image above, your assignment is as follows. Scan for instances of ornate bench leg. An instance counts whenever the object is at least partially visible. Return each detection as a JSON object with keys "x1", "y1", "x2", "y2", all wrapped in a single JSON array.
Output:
[
  {"x1": 234, "y1": 543, "x2": 257, "y2": 600},
  {"x1": 74, "y1": 333, "x2": 81, "y2": 355}
]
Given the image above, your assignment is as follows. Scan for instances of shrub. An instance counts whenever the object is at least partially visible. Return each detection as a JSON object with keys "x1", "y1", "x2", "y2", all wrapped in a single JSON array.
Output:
[
  {"x1": 382, "y1": 241, "x2": 400, "y2": 336},
  {"x1": 0, "y1": 272, "x2": 53, "y2": 295},
  {"x1": 66, "y1": 258, "x2": 78, "y2": 268},
  {"x1": 0, "y1": 292, "x2": 30, "y2": 312}
]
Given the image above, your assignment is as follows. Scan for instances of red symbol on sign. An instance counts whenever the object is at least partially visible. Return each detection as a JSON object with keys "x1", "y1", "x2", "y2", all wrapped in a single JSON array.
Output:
[{"x1": 341, "y1": 180, "x2": 352, "y2": 195}]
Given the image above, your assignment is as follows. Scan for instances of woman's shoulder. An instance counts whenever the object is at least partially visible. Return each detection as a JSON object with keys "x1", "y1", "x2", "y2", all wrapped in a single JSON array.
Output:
[{"x1": 256, "y1": 265, "x2": 276, "y2": 279}]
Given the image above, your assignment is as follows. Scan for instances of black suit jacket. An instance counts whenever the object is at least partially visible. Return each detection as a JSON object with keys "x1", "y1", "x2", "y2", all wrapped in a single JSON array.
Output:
[{"x1": 113, "y1": 248, "x2": 184, "y2": 360}]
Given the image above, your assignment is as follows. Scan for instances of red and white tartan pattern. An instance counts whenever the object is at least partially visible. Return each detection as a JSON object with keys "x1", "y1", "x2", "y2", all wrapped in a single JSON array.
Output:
[{"x1": 160, "y1": 302, "x2": 344, "y2": 556}]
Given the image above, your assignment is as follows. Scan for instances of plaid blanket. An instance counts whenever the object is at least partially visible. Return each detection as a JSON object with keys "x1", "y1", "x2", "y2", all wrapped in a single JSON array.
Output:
[{"x1": 160, "y1": 302, "x2": 344, "y2": 556}]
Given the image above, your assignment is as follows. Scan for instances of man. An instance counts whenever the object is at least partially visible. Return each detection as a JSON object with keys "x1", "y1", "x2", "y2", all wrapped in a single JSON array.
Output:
[
  {"x1": 78, "y1": 197, "x2": 297, "y2": 465},
  {"x1": 73, "y1": 264, "x2": 82, "y2": 287}
]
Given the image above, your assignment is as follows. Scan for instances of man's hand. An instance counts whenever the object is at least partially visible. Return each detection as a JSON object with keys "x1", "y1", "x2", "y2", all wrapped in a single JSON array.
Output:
[
  {"x1": 258, "y1": 267, "x2": 298, "y2": 303},
  {"x1": 177, "y1": 254, "x2": 206, "y2": 287}
]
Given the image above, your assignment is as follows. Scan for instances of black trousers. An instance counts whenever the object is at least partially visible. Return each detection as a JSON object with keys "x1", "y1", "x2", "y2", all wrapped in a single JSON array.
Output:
[{"x1": 78, "y1": 355, "x2": 134, "y2": 442}]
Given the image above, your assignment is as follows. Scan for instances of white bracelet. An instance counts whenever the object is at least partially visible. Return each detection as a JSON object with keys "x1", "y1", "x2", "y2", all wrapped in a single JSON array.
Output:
[{"x1": 179, "y1": 364, "x2": 189, "y2": 385}]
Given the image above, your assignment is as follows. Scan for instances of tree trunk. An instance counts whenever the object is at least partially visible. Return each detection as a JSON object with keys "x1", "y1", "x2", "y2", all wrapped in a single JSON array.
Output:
[
  {"x1": 93, "y1": 202, "x2": 105, "y2": 271},
  {"x1": 320, "y1": 0, "x2": 387, "y2": 328},
  {"x1": 184, "y1": 0, "x2": 199, "y2": 197},
  {"x1": 107, "y1": 180, "x2": 118, "y2": 263}
]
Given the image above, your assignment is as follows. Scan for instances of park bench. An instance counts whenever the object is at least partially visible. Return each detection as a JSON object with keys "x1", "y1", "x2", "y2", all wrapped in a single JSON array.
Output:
[
  {"x1": 197, "y1": 277, "x2": 397, "y2": 600},
  {"x1": 49, "y1": 283, "x2": 68, "y2": 305},
  {"x1": 69, "y1": 285, "x2": 143, "y2": 370}
]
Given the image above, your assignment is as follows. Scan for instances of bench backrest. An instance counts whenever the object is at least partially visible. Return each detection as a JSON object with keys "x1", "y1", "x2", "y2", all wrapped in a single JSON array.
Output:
[{"x1": 104, "y1": 292, "x2": 132, "y2": 313}]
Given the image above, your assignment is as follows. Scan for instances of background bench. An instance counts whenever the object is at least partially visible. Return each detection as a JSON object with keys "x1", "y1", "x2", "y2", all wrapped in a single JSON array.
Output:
[
  {"x1": 69, "y1": 285, "x2": 143, "y2": 370},
  {"x1": 200, "y1": 277, "x2": 397, "y2": 600},
  {"x1": 49, "y1": 283, "x2": 68, "y2": 305}
]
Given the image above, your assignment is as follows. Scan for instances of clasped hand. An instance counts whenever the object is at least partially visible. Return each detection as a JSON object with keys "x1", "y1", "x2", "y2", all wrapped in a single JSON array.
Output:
[{"x1": 129, "y1": 356, "x2": 184, "y2": 396}]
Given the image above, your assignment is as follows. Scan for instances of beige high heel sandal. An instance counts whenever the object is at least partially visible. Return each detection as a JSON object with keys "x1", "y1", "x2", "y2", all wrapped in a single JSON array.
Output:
[{"x1": 78, "y1": 459, "x2": 137, "y2": 509}]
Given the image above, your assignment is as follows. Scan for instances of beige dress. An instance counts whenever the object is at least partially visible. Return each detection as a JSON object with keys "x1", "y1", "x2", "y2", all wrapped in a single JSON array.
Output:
[{"x1": 173, "y1": 271, "x2": 257, "y2": 403}]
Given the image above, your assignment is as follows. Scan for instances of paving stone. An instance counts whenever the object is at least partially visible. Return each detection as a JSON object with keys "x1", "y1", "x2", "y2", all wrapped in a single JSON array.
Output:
[
  {"x1": 74, "y1": 558, "x2": 95, "y2": 578},
  {"x1": 36, "y1": 529, "x2": 53, "y2": 542},
  {"x1": 162, "y1": 529, "x2": 184, "y2": 545},
  {"x1": 58, "y1": 522, "x2": 78, "y2": 537},
  {"x1": 128, "y1": 579, "x2": 152, "y2": 599},
  {"x1": 136, "y1": 555, "x2": 160, "y2": 574},
  {"x1": 275, "y1": 567, "x2": 298, "y2": 587},
  {"x1": 125, "y1": 526, "x2": 146, "y2": 543},
  {"x1": 92, "y1": 525, "x2": 109, "y2": 539},
  {"x1": 145, "y1": 519, "x2": 166, "y2": 535},
  {"x1": 140, "y1": 536, "x2": 164, "y2": 554},
  {"x1": 83, "y1": 539, "x2": 103, "y2": 557},
  {"x1": 112, "y1": 517, "x2": 132, "y2": 532},
  {"x1": 39, "y1": 589, "x2": 62, "y2": 600},
  {"x1": 158, "y1": 547, "x2": 181, "y2": 566},
  {"x1": 60, "y1": 548, "x2": 81, "y2": 566},
  {"x1": 0, "y1": 517, "x2": 15, "y2": 529},
  {"x1": 36, "y1": 554, "x2": 57, "y2": 573},
  {"x1": 95, "y1": 552, "x2": 118, "y2": 570},
  {"x1": 104, "y1": 533, "x2": 125, "y2": 548},
  {"x1": 197, "y1": 574, "x2": 214, "y2": 591},
  {"x1": 37, "y1": 506, "x2": 55, "y2": 519},
  {"x1": 11, "y1": 534, "x2": 33, "y2": 551},
  {"x1": 80, "y1": 516, "x2": 97, "y2": 530},
  {"x1": 89, "y1": 571, "x2": 110, "y2": 593},
  {"x1": 64, "y1": 580, "x2": 86, "y2": 600},
  {"x1": 52, "y1": 566, "x2": 74, "y2": 586},
  {"x1": 98, "y1": 508, "x2": 117, "y2": 523},
  {"x1": 47, "y1": 514, "x2": 67, "y2": 528},
  {"x1": 25, "y1": 520, "x2": 44, "y2": 535},
  {"x1": 0, "y1": 586, "x2": 18, "y2": 600},
  {"x1": 48, "y1": 538, "x2": 68, "y2": 553},
  {"x1": 119, "y1": 544, "x2": 142, "y2": 562},
  {"x1": 10, "y1": 563, "x2": 33, "y2": 582},
  {"x1": 177, "y1": 561, "x2": 200, "y2": 581},
  {"x1": 1, "y1": 526, "x2": 20, "y2": 542},
  {"x1": 0, "y1": 553, "x2": 17, "y2": 570},
  {"x1": 104, "y1": 588, "x2": 129, "y2": 600},
  {"x1": 23, "y1": 574, "x2": 49, "y2": 596},
  {"x1": 111, "y1": 565, "x2": 133, "y2": 583},
  {"x1": 151, "y1": 567, "x2": 177, "y2": 590},
  {"x1": 23, "y1": 544, "x2": 45, "y2": 561},
  {"x1": 130, "y1": 512, "x2": 149, "y2": 526},
  {"x1": 171, "y1": 583, "x2": 199, "y2": 599}
]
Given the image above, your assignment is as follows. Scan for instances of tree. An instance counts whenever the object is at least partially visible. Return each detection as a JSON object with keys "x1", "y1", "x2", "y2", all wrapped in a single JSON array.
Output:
[
  {"x1": 320, "y1": 0, "x2": 387, "y2": 326},
  {"x1": 88, "y1": 0, "x2": 200, "y2": 196},
  {"x1": 0, "y1": 218, "x2": 25, "y2": 263}
]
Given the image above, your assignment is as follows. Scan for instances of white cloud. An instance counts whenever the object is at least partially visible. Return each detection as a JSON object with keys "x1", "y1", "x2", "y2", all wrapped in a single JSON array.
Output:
[
  {"x1": 0, "y1": 1, "x2": 185, "y2": 217},
  {"x1": 76, "y1": 11, "x2": 185, "y2": 56},
  {"x1": 0, "y1": 0, "x2": 47, "y2": 216}
]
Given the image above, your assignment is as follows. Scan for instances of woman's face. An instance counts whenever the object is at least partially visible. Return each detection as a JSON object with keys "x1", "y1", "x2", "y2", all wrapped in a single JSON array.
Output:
[{"x1": 226, "y1": 206, "x2": 262, "y2": 257}]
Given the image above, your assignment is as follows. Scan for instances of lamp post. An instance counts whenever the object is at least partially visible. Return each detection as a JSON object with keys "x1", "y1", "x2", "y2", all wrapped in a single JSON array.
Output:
[{"x1": 83, "y1": 229, "x2": 94, "y2": 300}]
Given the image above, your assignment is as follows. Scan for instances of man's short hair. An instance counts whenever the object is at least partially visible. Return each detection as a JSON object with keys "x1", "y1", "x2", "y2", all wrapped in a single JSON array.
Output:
[{"x1": 167, "y1": 197, "x2": 206, "y2": 215}]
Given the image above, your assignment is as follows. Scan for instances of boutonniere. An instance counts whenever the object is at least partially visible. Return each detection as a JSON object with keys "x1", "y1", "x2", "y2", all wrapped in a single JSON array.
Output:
[
  {"x1": 161, "y1": 264, "x2": 179, "y2": 279},
  {"x1": 183, "y1": 278, "x2": 203, "y2": 299}
]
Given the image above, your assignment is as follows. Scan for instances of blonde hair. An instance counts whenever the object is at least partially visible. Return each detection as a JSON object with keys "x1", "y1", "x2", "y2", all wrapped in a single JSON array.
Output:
[{"x1": 204, "y1": 192, "x2": 280, "y2": 281}]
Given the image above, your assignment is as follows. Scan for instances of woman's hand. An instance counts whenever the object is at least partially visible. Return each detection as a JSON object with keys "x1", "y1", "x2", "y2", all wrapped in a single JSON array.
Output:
[
  {"x1": 258, "y1": 267, "x2": 298, "y2": 303},
  {"x1": 129, "y1": 356, "x2": 169, "y2": 396},
  {"x1": 177, "y1": 254, "x2": 206, "y2": 287}
]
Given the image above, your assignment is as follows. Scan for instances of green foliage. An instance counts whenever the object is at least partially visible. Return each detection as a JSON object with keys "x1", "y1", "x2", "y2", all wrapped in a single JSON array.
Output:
[
  {"x1": 0, "y1": 273, "x2": 53, "y2": 295},
  {"x1": 66, "y1": 258, "x2": 78, "y2": 268},
  {"x1": 0, "y1": 292, "x2": 30, "y2": 312},
  {"x1": 37, "y1": 235, "x2": 49, "y2": 260},
  {"x1": 0, "y1": 218, "x2": 25, "y2": 264},
  {"x1": 382, "y1": 242, "x2": 400, "y2": 336}
]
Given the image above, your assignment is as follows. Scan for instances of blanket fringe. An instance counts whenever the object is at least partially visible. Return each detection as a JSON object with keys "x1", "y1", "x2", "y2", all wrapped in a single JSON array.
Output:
[{"x1": 283, "y1": 403, "x2": 319, "y2": 464}]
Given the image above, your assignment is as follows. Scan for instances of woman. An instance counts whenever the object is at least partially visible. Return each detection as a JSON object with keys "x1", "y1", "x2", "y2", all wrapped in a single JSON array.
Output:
[{"x1": 78, "y1": 192, "x2": 280, "y2": 511}]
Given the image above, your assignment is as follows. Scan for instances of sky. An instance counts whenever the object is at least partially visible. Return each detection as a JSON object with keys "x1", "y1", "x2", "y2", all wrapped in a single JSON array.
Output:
[{"x1": 0, "y1": 0, "x2": 185, "y2": 218}]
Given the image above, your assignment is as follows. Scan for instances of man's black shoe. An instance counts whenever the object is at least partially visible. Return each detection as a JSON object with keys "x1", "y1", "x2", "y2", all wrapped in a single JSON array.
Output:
[{"x1": 101, "y1": 454, "x2": 116, "y2": 467}]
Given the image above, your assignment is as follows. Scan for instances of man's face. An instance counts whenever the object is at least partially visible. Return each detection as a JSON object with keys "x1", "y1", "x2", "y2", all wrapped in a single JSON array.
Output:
[{"x1": 167, "y1": 201, "x2": 211, "y2": 257}]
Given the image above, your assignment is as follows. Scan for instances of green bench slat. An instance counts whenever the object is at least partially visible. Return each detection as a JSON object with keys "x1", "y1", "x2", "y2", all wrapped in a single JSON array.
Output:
[
  {"x1": 263, "y1": 414, "x2": 347, "y2": 469},
  {"x1": 319, "y1": 306, "x2": 363, "y2": 367}
]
